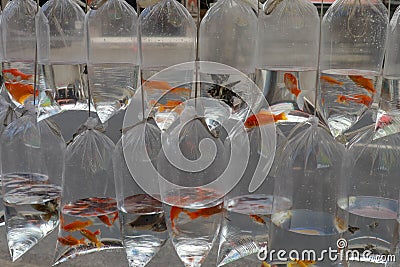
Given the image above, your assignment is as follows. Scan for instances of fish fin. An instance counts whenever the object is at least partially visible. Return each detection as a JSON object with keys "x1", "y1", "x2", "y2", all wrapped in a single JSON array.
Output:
[{"x1": 93, "y1": 229, "x2": 101, "y2": 235}]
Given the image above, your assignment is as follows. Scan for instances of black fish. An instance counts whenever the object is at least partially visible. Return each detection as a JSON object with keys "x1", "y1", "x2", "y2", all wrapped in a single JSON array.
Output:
[{"x1": 348, "y1": 225, "x2": 360, "y2": 234}]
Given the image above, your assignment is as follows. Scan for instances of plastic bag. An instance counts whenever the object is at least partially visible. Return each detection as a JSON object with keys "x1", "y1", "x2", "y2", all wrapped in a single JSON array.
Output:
[
  {"x1": 319, "y1": 0, "x2": 388, "y2": 139},
  {"x1": 114, "y1": 118, "x2": 168, "y2": 266},
  {"x1": 139, "y1": 0, "x2": 196, "y2": 80},
  {"x1": 1, "y1": 0, "x2": 47, "y2": 108},
  {"x1": 53, "y1": 117, "x2": 122, "y2": 265},
  {"x1": 268, "y1": 117, "x2": 346, "y2": 266},
  {"x1": 1, "y1": 109, "x2": 65, "y2": 261},
  {"x1": 342, "y1": 125, "x2": 399, "y2": 264},
  {"x1": 87, "y1": 0, "x2": 140, "y2": 123},
  {"x1": 37, "y1": 0, "x2": 90, "y2": 121},
  {"x1": 256, "y1": 0, "x2": 319, "y2": 114},
  {"x1": 375, "y1": 5, "x2": 400, "y2": 140},
  {"x1": 217, "y1": 126, "x2": 283, "y2": 266}
]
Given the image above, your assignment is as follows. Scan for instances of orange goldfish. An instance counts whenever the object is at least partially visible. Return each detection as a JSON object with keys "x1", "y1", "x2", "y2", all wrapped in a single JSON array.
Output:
[
  {"x1": 142, "y1": 79, "x2": 172, "y2": 90},
  {"x1": 284, "y1": 73, "x2": 301, "y2": 97},
  {"x1": 169, "y1": 87, "x2": 191, "y2": 95},
  {"x1": 4, "y1": 82, "x2": 38, "y2": 104},
  {"x1": 170, "y1": 206, "x2": 187, "y2": 230},
  {"x1": 336, "y1": 94, "x2": 373, "y2": 107},
  {"x1": 320, "y1": 76, "x2": 343, "y2": 85},
  {"x1": 288, "y1": 259, "x2": 316, "y2": 267},
  {"x1": 348, "y1": 75, "x2": 376, "y2": 94},
  {"x1": 244, "y1": 110, "x2": 287, "y2": 129},
  {"x1": 250, "y1": 214, "x2": 266, "y2": 225},
  {"x1": 63, "y1": 220, "x2": 93, "y2": 232},
  {"x1": 97, "y1": 211, "x2": 119, "y2": 227},
  {"x1": 376, "y1": 114, "x2": 393, "y2": 130},
  {"x1": 185, "y1": 203, "x2": 224, "y2": 220},
  {"x1": 158, "y1": 100, "x2": 184, "y2": 112},
  {"x1": 3, "y1": 68, "x2": 33, "y2": 81},
  {"x1": 80, "y1": 229, "x2": 103, "y2": 248},
  {"x1": 58, "y1": 235, "x2": 87, "y2": 246}
]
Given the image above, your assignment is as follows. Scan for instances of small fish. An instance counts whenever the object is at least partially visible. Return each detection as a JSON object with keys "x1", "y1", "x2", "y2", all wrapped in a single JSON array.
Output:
[
  {"x1": 3, "y1": 68, "x2": 33, "y2": 81},
  {"x1": 169, "y1": 87, "x2": 191, "y2": 95},
  {"x1": 320, "y1": 76, "x2": 343, "y2": 85},
  {"x1": 63, "y1": 220, "x2": 93, "y2": 232},
  {"x1": 348, "y1": 225, "x2": 360, "y2": 234},
  {"x1": 348, "y1": 75, "x2": 376, "y2": 94},
  {"x1": 288, "y1": 259, "x2": 316, "y2": 267},
  {"x1": 376, "y1": 114, "x2": 393, "y2": 130},
  {"x1": 97, "y1": 211, "x2": 119, "y2": 227},
  {"x1": 284, "y1": 73, "x2": 301, "y2": 97},
  {"x1": 261, "y1": 261, "x2": 271, "y2": 267},
  {"x1": 250, "y1": 214, "x2": 266, "y2": 225},
  {"x1": 334, "y1": 217, "x2": 347, "y2": 231},
  {"x1": 142, "y1": 79, "x2": 172, "y2": 90},
  {"x1": 4, "y1": 82, "x2": 38, "y2": 104},
  {"x1": 368, "y1": 221, "x2": 379, "y2": 230},
  {"x1": 264, "y1": 0, "x2": 284, "y2": 15},
  {"x1": 185, "y1": 203, "x2": 224, "y2": 220},
  {"x1": 336, "y1": 94, "x2": 372, "y2": 107},
  {"x1": 170, "y1": 206, "x2": 187, "y2": 231},
  {"x1": 80, "y1": 229, "x2": 103, "y2": 248},
  {"x1": 58, "y1": 235, "x2": 87, "y2": 246},
  {"x1": 244, "y1": 110, "x2": 287, "y2": 129},
  {"x1": 158, "y1": 100, "x2": 184, "y2": 112},
  {"x1": 129, "y1": 213, "x2": 166, "y2": 231}
]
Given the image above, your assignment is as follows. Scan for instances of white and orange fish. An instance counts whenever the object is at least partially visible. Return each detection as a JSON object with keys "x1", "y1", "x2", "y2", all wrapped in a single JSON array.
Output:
[{"x1": 284, "y1": 73, "x2": 301, "y2": 97}]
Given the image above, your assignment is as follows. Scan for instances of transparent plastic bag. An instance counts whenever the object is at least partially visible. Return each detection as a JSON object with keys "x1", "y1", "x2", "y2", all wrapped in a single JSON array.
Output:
[
  {"x1": 342, "y1": 125, "x2": 400, "y2": 264},
  {"x1": 1, "y1": 0, "x2": 47, "y2": 108},
  {"x1": 256, "y1": 0, "x2": 319, "y2": 114},
  {"x1": 0, "y1": 109, "x2": 65, "y2": 261},
  {"x1": 375, "y1": 5, "x2": 400, "y2": 140},
  {"x1": 267, "y1": 117, "x2": 346, "y2": 266},
  {"x1": 319, "y1": 0, "x2": 388, "y2": 139},
  {"x1": 157, "y1": 99, "x2": 230, "y2": 267},
  {"x1": 37, "y1": 0, "x2": 90, "y2": 121},
  {"x1": 114, "y1": 118, "x2": 168, "y2": 267},
  {"x1": 198, "y1": 0, "x2": 258, "y2": 122},
  {"x1": 87, "y1": 0, "x2": 140, "y2": 123},
  {"x1": 139, "y1": 0, "x2": 196, "y2": 80},
  {"x1": 53, "y1": 117, "x2": 122, "y2": 265},
  {"x1": 217, "y1": 126, "x2": 284, "y2": 266},
  {"x1": 199, "y1": 0, "x2": 257, "y2": 75}
]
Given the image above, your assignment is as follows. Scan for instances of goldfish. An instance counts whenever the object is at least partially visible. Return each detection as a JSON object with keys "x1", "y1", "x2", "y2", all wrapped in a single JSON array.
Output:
[
  {"x1": 142, "y1": 79, "x2": 172, "y2": 90},
  {"x1": 348, "y1": 75, "x2": 376, "y2": 94},
  {"x1": 244, "y1": 110, "x2": 287, "y2": 129},
  {"x1": 169, "y1": 87, "x2": 191, "y2": 95},
  {"x1": 376, "y1": 114, "x2": 393, "y2": 130},
  {"x1": 63, "y1": 220, "x2": 93, "y2": 232},
  {"x1": 3, "y1": 68, "x2": 33, "y2": 81},
  {"x1": 320, "y1": 76, "x2": 343, "y2": 85},
  {"x1": 185, "y1": 203, "x2": 224, "y2": 220},
  {"x1": 80, "y1": 229, "x2": 103, "y2": 248},
  {"x1": 288, "y1": 259, "x2": 316, "y2": 267},
  {"x1": 336, "y1": 94, "x2": 373, "y2": 107},
  {"x1": 284, "y1": 73, "x2": 301, "y2": 97},
  {"x1": 250, "y1": 214, "x2": 266, "y2": 225},
  {"x1": 4, "y1": 82, "x2": 38, "y2": 104},
  {"x1": 170, "y1": 206, "x2": 187, "y2": 231},
  {"x1": 261, "y1": 262, "x2": 271, "y2": 267},
  {"x1": 334, "y1": 216, "x2": 347, "y2": 231},
  {"x1": 97, "y1": 211, "x2": 119, "y2": 227},
  {"x1": 57, "y1": 235, "x2": 87, "y2": 246},
  {"x1": 158, "y1": 100, "x2": 184, "y2": 112}
]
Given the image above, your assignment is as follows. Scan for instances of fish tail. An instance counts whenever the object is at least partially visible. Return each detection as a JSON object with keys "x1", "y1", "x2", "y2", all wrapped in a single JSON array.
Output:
[
  {"x1": 278, "y1": 112, "x2": 288, "y2": 121},
  {"x1": 96, "y1": 241, "x2": 104, "y2": 249},
  {"x1": 293, "y1": 88, "x2": 301, "y2": 97}
]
